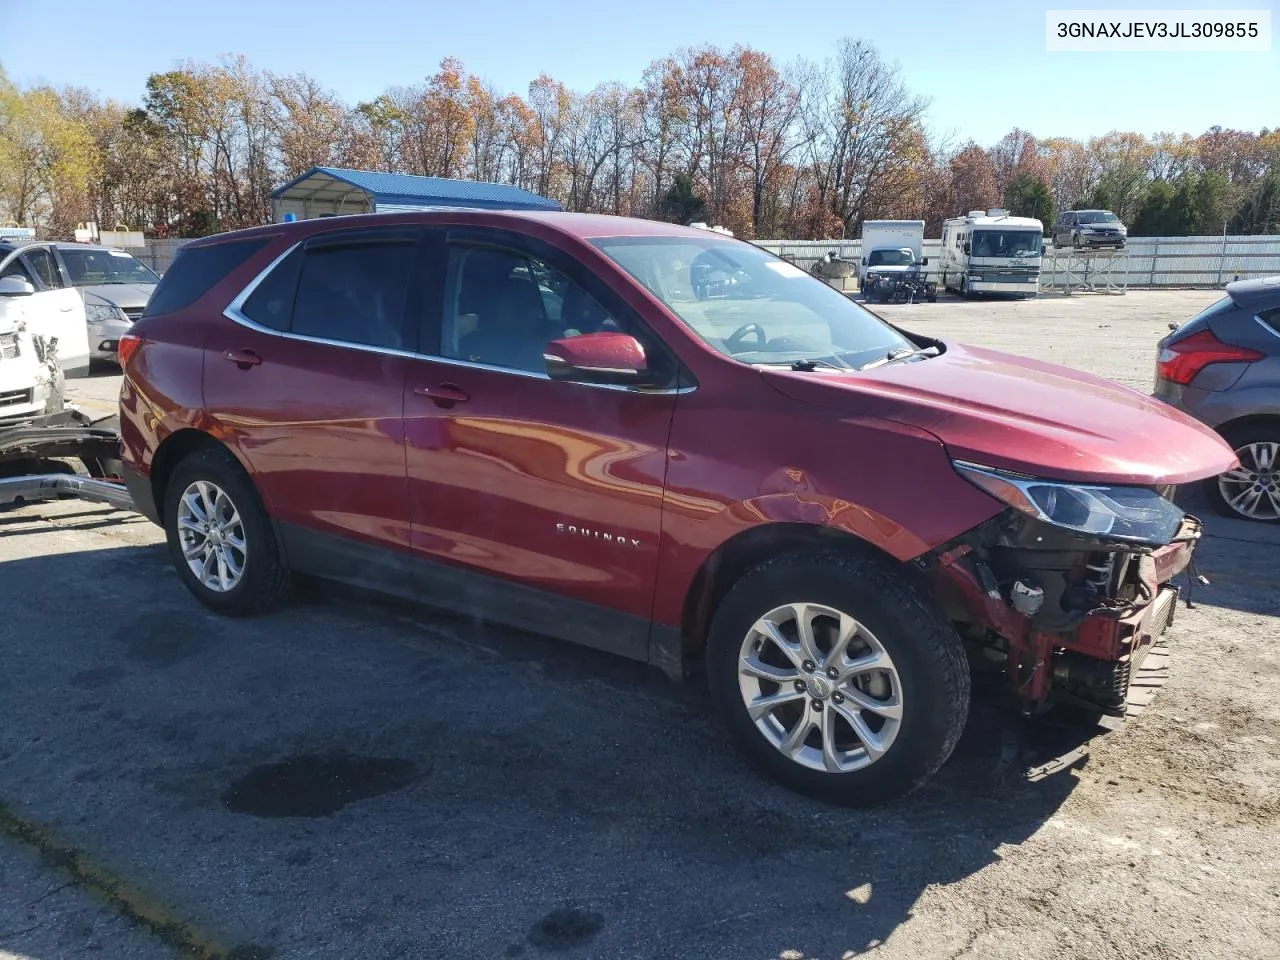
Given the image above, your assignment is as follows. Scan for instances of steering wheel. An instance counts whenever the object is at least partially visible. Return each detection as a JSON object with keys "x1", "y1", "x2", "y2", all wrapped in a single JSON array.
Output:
[{"x1": 725, "y1": 323, "x2": 767, "y2": 353}]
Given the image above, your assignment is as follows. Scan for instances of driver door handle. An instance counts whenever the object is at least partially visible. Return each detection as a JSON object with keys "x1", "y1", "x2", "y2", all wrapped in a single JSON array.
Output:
[
  {"x1": 223, "y1": 348, "x2": 263, "y2": 368},
  {"x1": 414, "y1": 383, "x2": 469, "y2": 407}
]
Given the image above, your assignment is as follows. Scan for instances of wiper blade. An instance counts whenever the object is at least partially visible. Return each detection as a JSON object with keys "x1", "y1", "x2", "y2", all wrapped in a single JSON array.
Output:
[
  {"x1": 789, "y1": 357, "x2": 850, "y2": 372},
  {"x1": 859, "y1": 345, "x2": 939, "y2": 370}
]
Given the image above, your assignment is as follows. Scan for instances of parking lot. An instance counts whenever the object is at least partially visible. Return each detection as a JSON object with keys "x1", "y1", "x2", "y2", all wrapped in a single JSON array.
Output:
[{"x1": 3, "y1": 289, "x2": 1279, "y2": 960}]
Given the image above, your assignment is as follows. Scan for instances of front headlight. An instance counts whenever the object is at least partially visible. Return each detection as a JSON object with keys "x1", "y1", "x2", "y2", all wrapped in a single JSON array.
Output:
[
  {"x1": 953, "y1": 461, "x2": 1185, "y2": 545},
  {"x1": 85, "y1": 301, "x2": 124, "y2": 324}
]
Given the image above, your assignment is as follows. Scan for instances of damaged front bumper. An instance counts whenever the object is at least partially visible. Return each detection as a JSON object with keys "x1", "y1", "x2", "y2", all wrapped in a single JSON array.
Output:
[
  {"x1": 0, "y1": 409, "x2": 134, "y2": 512},
  {"x1": 924, "y1": 511, "x2": 1203, "y2": 718}
]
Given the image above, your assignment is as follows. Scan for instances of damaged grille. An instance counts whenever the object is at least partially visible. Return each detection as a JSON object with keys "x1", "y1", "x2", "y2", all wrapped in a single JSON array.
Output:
[{"x1": 0, "y1": 333, "x2": 17, "y2": 359}]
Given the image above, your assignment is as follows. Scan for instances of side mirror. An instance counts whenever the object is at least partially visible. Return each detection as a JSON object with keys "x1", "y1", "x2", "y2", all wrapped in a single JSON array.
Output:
[
  {"x1": 860, "y1": 257, "x2": 867, "y2": 265},
  {"x1": 1041, "y1": 244, "x2": 1047, "y2": 256},
  {"x1": 0, "y1": 276, "x2": 36, "y2": 297},
  {"x1": 963, "y1": 243, "x2": 970, "y2": 254},
  {"x1": 920, "y1": 256, "x2": 929, "y2": 265},
  {"x1": 544, "y1": 331, "x2": 655, "y2": 386}
]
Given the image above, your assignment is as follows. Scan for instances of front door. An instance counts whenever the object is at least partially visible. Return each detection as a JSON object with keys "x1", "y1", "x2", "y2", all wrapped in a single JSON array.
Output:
[
  {"x1": 403, "y1": 230, "x2": 681, "y2": 661},
  {"x1": 203, "y1": 225, "x2": 428, "y2": 593},
  {"x1": 0, "y1": 246, "x2": 90, "y2": 376}
]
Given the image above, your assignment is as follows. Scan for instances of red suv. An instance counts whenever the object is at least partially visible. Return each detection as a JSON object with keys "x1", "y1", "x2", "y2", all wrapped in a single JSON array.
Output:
[{"x1": 117, "y1": 211, "x2": 1235, "y2": 806}]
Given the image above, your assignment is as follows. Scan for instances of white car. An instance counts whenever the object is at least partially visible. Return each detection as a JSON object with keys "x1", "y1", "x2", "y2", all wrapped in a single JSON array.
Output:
[{"x1": 0, "y1": 241, "x2": 90, "y2": 422}]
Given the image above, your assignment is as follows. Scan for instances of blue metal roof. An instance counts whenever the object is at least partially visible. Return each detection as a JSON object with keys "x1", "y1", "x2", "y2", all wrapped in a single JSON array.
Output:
[{"x1": 271, "y1": 166, "x2": 562, "y2": 211}]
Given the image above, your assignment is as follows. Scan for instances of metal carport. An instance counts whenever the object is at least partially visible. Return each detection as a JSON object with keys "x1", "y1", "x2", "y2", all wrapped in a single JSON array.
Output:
[{"x1": 269, "y1": 167, "x2": 562, "y2": 222}]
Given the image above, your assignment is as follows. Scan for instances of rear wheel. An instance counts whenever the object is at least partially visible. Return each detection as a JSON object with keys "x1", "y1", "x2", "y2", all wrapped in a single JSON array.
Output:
[
  {"x1": 706, "y1": 550, "x2": 970, "y2": 807},
  {"x1": 162, "y1": 446, "x2": 292, "y2": 613},
  {"x1": 1206, "y1": 423, "x2": 1280, "y2": 523}
]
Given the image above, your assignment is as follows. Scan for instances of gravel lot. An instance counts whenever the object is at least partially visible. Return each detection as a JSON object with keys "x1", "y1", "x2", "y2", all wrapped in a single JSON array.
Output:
[{"x1": 2, "y1": 290, "x2": 1278, "y2": 960}]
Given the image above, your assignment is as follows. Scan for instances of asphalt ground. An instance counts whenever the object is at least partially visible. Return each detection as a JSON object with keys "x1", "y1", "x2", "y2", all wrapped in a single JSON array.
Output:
[{"x1": 0, "y1": 288, "x2": 1276, "y2": 960}]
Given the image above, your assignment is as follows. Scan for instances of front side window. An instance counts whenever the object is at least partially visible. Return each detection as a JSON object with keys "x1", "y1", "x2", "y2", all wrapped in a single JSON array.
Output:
[
  {"x1": 594, "y1": 235, "x2": 913, "y2": 370},
  {"x1": 23, "y1": 248, "x2": 64, "y2": 290},
  {"x1": 59, "y1": 248, "x2": 160, "y2": 286},
  {"x1": 290, "y1": 233, "x2": 418, "y2": 350},
  {"x1": 441, "y1": 244, "x2": 625, "y2": 374},
  {"x1": 0, "y1": 257, "x2": 35, "y2": 285},
  {"x1": 969, "y1": 230, "x2": 1043, "y2": 259}
]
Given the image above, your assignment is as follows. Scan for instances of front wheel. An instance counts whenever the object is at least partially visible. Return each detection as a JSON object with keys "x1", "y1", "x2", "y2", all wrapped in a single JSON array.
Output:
[
  {"x1": 706, "y1": 551, "x2": 970, "y2": 807},
  {"x1": 162, "y1": 446, "x2": 293, "y2": 614}
]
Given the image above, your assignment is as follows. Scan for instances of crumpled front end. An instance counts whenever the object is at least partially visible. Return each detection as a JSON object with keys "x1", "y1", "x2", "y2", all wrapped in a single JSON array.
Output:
[{"x1": 919, "y1": 503, "x2": 1203, "y2": 718}]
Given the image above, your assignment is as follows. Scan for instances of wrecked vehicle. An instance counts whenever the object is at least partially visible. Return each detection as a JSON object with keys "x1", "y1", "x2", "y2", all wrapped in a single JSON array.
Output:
[
  {"x1": 115, "y1": 211, "x2": 1235, "y2": 807},
  {"x1": 0, "y1": 294, "x2": 65, "y2": 423},
  {"x1": 0, "y1": 279, "x2": 128, "y2": 509}
]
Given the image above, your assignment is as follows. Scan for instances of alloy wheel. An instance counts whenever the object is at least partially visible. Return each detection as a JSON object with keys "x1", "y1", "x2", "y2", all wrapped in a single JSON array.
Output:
[
  {"x1": 737, "y1": 602, "x2": 903, "y2": 774},
  {"x1": 1218, "y1": 441, "x2": 1280, "y2": 521},
  {"x1": 176, "y1": 479, "x2": 248, "y2": 591}
]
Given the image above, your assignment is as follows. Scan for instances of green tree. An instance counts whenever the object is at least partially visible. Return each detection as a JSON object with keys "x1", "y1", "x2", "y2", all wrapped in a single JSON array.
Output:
[
  {"x1": 1131, "y1": 179, "x2": 1182, "y2": 236},
  {"x1": 1003, "y1": 170, "x2": 1054, "y2": 225},
  {"x1": 660, "y1": 171, "x2": 708, "y2": 224}
]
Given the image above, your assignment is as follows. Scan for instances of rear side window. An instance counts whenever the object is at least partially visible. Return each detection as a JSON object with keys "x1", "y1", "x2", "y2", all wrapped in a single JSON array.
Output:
[
  {"x1": 240, "y1": 247, "x2": 303, "y2": 331},
  {"x1": 289, "y1": 232, "x2": 418, "y2": 350},
  {"x1": 143, "y1": 237, "x2": 271, "y2": 317}
]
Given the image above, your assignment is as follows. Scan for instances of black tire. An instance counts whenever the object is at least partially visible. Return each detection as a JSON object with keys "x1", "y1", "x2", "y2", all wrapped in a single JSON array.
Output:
[
  {"x1": 1203, "y1": 421, "x2": 1280, "y2": 524},
  {"x1": 705, "y1": 549, "x2": 970, "y2": 807},
  {"x1": 162, "y1": 445, "x2": 292, "y2": 614}
]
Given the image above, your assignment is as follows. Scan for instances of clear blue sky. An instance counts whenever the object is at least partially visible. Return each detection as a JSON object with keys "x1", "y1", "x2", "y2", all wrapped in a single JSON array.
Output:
[{"x1": 2, "y1": 0, "x2": 1274, "y2": 145}]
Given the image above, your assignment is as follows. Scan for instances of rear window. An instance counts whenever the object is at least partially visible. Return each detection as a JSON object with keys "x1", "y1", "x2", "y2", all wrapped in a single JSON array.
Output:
[
  {"x1": 1172, "y1": 295, "x2": 1237, "y2": 340},
  {"x1": 143, "y1": 237, "x2": 271, "y2": 317}
]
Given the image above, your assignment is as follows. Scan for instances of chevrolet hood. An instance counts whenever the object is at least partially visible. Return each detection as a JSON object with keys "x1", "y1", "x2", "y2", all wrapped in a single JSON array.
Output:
[{"x1": 762, "y1": 341, "x2": 1237, "y2": 486}]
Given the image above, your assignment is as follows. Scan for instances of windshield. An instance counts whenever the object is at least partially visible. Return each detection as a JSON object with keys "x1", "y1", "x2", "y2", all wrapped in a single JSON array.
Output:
[
  {"x1": 59, "y1": 248, "x2": 160, "y2": 285},
  {"x1": 1077, "y1": 211, "x2": 1120, "y2": 224},
  {"x1": 970, "y1": 230, "x2": 1042, "y2": 259},
  {"x1": 593, "y1": 235, "x2": 914, "y2": 369},
  {"x1": 867, "y1": 248, "x2": 915, "y2": 267}
]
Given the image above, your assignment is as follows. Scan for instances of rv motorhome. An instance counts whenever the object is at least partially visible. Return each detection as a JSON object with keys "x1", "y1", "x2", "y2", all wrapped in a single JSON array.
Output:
[{"x1": 940, "y1": 209, "x2": 1044, "y2": 298}]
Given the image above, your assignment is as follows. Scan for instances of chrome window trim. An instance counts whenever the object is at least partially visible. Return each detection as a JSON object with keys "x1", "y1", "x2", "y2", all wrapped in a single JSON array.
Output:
[
  {"x1": 1254, "y1": 314, "x2": 1280, "y2": 340},
  {"x1": 222, "y1": 238, "x2": 695, "y2": 396}
]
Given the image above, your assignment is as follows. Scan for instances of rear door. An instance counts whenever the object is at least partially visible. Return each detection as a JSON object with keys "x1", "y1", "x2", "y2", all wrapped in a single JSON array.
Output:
[
  {"x1": 0, "y1": 245, "x2": 90, "y2": 376},
  {"x1": 203, "y1": 225, "x2": 429, "y2": 592}
]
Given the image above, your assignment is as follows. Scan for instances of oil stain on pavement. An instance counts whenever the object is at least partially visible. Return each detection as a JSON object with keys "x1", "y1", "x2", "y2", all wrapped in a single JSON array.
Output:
[
  {"x1": 220, "y1": 752, "x2": 418, "y2": 818},
  {"x1": 526, "y1": 906, "x2": 605, "y2": 952}
]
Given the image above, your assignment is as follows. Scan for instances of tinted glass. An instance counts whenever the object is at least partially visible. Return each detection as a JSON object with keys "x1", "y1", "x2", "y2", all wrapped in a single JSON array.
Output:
[
  {"x1": 594, "y1": 235, "x2": 913, "y2": 370},
  {"x1": 240, "y1": 247, "x2": 302, "y2": 331},
  {"x1": 60, "y1": 248, "x2": 160, "y2": 285},
  {"x1": 442, "y1": 245, "x2": 626, "y2": 374},
  {"x1": 24, "y1": 248, "x2": 63, "y2": 289},
  {"x1": 1077, "y1": 211, "x2": 1120, "y2": 224},
  {"x1": 867, "y1": 249, "x2": 914, "y2": 266},
  {"x1": 0, "y1": 257, "x2": 34, "y2": 285},
  {"x1": 1258, "y1": 307, "x2": 1280, "y2": 338},
  {"x1": 970, "y1": 230, "x2": 1042, "y2": 258},
  {"x1": 292, "y1": 235, "x2": 416, "y2": 349},
  {"x1": 144, "y1": 237, "x2": 271, "y2": 317}
]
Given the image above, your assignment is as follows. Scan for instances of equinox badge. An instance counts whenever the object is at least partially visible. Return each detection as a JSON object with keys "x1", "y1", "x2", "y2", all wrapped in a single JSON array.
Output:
[{"x1": 556, "y1": 523, "x2": 640, "y2": 548}]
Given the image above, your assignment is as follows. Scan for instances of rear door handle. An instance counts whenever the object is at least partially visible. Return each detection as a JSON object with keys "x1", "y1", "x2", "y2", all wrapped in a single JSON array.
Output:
[
  {"x1": 223, "y1": 348, "x2": 263, "y2": 368},
  {"x1": 413, "y1": 383, "x2": 469, "y2": 407}
]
